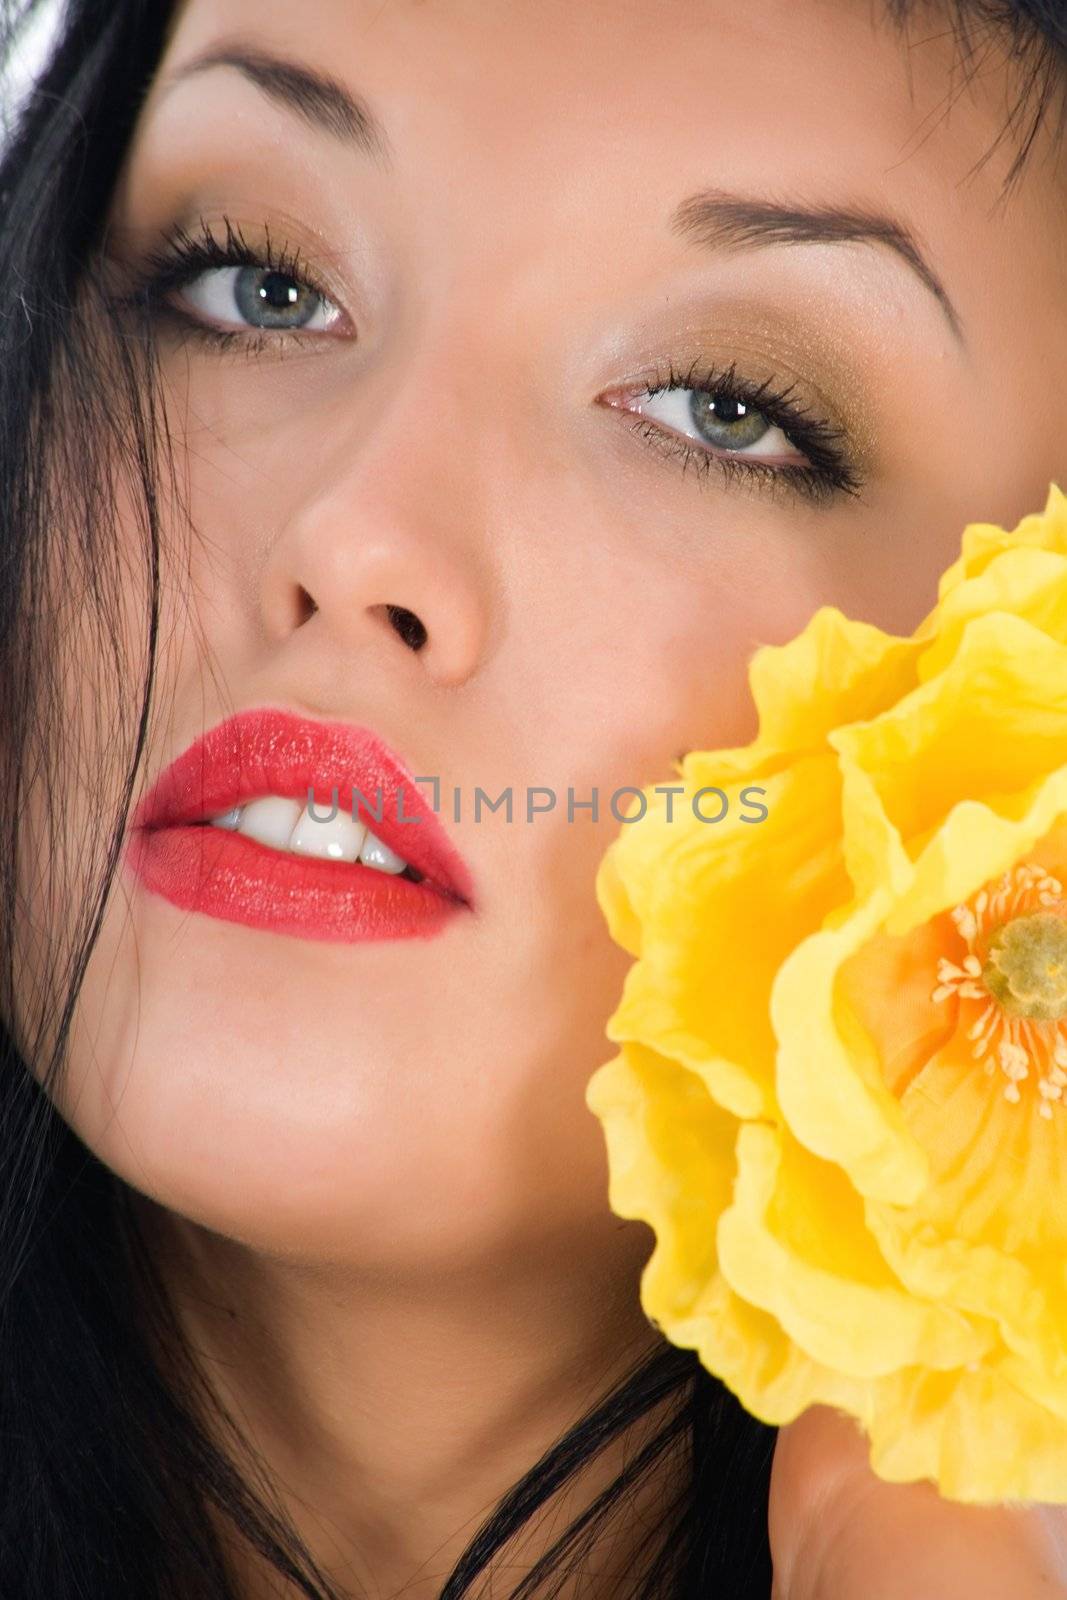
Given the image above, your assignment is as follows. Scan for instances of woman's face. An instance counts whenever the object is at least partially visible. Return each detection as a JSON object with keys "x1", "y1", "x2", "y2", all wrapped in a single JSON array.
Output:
[{"x1": 29, "y1": 0, "x2": 1067, "y2": 1270}]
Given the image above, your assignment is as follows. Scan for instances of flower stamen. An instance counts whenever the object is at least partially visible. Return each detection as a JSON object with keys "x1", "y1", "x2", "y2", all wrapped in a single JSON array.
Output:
[{"x1": 931, "y1": 862, "x2": 1067, "y2": 1118}]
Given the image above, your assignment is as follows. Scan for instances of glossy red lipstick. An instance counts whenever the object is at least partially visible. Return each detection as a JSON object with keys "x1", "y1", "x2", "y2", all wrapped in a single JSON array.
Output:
[{"x1": 124, "y1": 708, "x2": 473, "y2": 943}]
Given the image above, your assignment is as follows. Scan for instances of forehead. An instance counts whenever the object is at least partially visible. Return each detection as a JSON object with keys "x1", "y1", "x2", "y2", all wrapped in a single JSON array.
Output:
[{"x1": 157, "y1": 0, "x2": 1039, "y2": 183}]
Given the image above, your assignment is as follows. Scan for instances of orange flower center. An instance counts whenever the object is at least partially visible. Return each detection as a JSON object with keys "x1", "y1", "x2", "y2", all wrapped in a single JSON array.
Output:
[{"x1": 931, "y1": 862, "x2": 1067, "y2": 1119}]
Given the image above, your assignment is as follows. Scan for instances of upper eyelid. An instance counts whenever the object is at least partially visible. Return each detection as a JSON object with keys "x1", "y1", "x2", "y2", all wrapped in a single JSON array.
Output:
[{"x1": 130, "y1": 209, "x2": 347, "y2": 288}]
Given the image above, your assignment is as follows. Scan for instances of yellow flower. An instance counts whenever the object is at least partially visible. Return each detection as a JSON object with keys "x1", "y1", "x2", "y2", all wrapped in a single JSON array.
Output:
[{"x1": 587, "y1": 483, "x2": 1067, "y2": 1504}]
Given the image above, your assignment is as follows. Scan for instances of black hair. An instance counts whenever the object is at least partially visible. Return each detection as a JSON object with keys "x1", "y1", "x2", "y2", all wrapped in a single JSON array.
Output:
[
  {"x1": 882, "y1": 0, "x2": 1067, "y2": 186},
  {"x1": 0, "y1": 2, "x2": 1063, "y2": 1596}
]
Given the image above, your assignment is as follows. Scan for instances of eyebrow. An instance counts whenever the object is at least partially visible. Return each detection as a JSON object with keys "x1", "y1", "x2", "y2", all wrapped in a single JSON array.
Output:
[
  {"x1": 669, "y1": 188, "x2": 963, "y2": 342},
  {"x1": 158, "y1": 48, "x2": 962, "y2": 343},
  {"x1": 162, "y1": 44, "x2": 393, "y2": 165}
]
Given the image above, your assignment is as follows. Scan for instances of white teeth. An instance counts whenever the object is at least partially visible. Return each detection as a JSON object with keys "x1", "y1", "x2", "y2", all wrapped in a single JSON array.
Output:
[
  {"x1": 216, "y1": 795, "x2": 414, "y2": 876},
  {"x1": 358, "y1": 829, "x2": 408, "y2": 874},
  {"x1": 210, "y1": 806, "x2": 243, "y2": 830},
  {"x1": 288, "y1": 802, "x2": 367, "y2": 863},
  {"x1": 237, "y1": 796, "x2": 304, "y2": 850}
]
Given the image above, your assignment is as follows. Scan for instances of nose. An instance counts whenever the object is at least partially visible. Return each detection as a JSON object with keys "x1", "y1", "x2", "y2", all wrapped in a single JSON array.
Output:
[{"x1": 256, "y1": 394, "x2": 496, "y2": 690}]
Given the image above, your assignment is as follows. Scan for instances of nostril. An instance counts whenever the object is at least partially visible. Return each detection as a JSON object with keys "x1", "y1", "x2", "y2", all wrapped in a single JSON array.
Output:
[{"x1": 385, "y1": 604, "x2": 428, "y2": 653}]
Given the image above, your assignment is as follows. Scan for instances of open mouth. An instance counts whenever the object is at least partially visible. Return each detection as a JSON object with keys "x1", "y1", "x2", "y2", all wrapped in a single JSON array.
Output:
[
  {"x1": 125, "y1": 707, "x2": 475, "y2": 943},
  {"x1": 196, "y1": 796, "x2": 427, "y2": 884}
]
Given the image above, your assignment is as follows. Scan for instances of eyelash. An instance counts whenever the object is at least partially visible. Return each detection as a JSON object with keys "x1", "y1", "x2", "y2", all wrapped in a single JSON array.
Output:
[
  {"x1": 118, "y1": 216, "x2": 863, "y2": 505},
  {"x1": 623, "y1": 358, "x2": 861, "y2": 506},
  {"x1": 115, "y1": 216, "x2": 339, "y2": 356}
]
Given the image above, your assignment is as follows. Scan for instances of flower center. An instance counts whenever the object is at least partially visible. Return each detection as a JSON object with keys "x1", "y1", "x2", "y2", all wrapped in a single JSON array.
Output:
[
  {"x1": 931, "y1": 861, "x2": 1067, "y2": 1119},
  {"x1": 981, "y1": 910, "x2": 1067, "y2": 1021}
]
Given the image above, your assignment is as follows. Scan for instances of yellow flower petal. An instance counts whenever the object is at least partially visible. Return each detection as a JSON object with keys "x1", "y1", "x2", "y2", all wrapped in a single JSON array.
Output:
[
  {"x1": 771, "y1": 892, "x2": 931, "y2": 1203},
  {"x1": 917, "y1": 547, "x2": 1067, "y2": 682},
  {"x1": 864, "y1": 1359, "x2": 1067, "y2": 1503},
  {"x1": 585, "y1": 1042, "x2": 736, "y2": 1320},
  {"x1": 920, "y1": 482, "x2": 1067, "y2": 614},
  {"x1": 587, "y1": 488, "x2": 1067, "y2": 1502},
  {"x1": 745, "y1": 606, "x2": 921, "y2": 753},
  {"x1": 603, "y1": 757, "x2": 852, "y2": 1120},
  {"x1": 717, "y1": 1122, "x2": 986, "y2": 1376}
]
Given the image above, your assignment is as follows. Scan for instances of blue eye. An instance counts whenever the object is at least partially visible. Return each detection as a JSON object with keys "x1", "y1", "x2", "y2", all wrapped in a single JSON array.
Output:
[
  {"x1": 177, "y1": 264, "x2": 343, "y2": 334},
  {"x1": 116, "y1": 216, "x2": 352, "y2": 346}
]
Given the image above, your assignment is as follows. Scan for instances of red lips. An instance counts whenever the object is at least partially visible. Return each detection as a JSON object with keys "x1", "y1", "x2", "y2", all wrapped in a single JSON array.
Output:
[{"x1": 124, "y1": 707, "x2": 474, "y2": 943}]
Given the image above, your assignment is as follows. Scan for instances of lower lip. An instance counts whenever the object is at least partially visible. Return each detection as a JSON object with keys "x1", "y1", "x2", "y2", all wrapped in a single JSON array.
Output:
[{"x1": 123, "y1": 823, "x2": 464, "y2": 943}]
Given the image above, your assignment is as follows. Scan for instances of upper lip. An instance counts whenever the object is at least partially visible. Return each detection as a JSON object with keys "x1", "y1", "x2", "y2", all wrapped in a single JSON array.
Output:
[{"x1": 130, "y1": 706, "x2": 474, "y2": 906}]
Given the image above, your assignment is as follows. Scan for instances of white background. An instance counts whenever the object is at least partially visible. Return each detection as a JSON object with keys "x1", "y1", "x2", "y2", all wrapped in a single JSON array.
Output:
[{"x1": 1, "y1": 0, "x2": 64, "y2": 139}]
